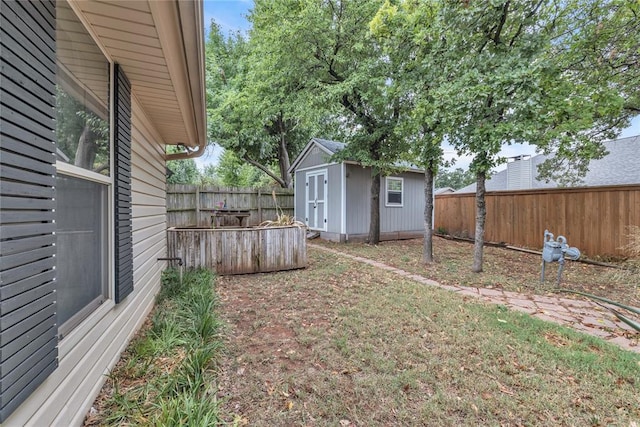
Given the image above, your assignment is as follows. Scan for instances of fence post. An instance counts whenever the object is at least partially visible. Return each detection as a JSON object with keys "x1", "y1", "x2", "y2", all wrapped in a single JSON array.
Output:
[
  {"x1": 195, "y1": 186, "x2": 200, "y2": 227},
  {"x1": 257, "y1": 189, "x2": 262, "y2": 224}
]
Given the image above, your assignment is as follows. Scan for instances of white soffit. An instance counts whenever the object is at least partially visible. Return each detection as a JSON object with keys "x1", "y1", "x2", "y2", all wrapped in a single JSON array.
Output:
[{"x1": 72, "y1": 0, "x2": 205, "y2": 149}]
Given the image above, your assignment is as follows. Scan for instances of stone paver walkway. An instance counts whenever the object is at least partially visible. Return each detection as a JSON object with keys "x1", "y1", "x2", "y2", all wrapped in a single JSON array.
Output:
[{"x1": 310, "y1": 243, "x2": 639, "y2": 354}]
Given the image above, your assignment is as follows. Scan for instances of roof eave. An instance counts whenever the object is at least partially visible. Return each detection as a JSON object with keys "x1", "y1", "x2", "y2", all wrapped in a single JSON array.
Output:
[{"x1": 150, "y1": 0, "x2": 206, "y2": 159}]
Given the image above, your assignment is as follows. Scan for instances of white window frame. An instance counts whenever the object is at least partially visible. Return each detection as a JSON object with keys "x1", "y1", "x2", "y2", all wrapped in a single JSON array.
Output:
[
  {"x1": 54, "y1": 3, "x2": 115, "y2": 346},
  {"x1": 385, "y1": 176, "x2": 404, "y2": 207}
]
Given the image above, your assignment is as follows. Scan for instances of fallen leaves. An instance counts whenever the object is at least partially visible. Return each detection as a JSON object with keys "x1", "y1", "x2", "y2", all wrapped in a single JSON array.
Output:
[{"x1": 496, "y1": 381, "x2": 515, "y2": 396}]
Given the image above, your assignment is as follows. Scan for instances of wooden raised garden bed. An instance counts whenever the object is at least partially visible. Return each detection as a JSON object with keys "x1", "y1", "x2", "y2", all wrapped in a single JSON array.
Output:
[{"x1": 167, "y1": 225, "x2": 307, "y2": 275}]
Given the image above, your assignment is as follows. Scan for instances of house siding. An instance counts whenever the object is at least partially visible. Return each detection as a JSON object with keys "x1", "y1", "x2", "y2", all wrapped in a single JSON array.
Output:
[{"x1": 4, "y1": 96, "x2": 168, "y2": 426}]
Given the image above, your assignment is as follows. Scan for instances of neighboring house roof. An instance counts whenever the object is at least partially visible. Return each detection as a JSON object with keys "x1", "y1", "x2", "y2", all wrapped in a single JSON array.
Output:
[
  {"x1": 290, "y1": 137, "x2": 424, "y2": 173},
  {"x1": 73, "y1": 1, "x2": 206, "y2": 156},
  {"x1": 435, "y1": 187, "x2": 456, "y2": 195},
  {"x1": 455, "y1": 135, "x2": 640, "y2": 193}
]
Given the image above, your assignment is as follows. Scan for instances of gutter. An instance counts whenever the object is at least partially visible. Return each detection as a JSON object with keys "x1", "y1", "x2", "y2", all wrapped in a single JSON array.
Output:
[
  {"x1": 166, "y1": 143, "x2": 206, "y2": 161},
  {"x1": 152, "y1": 0, "x2": 207, "y2": 162}
]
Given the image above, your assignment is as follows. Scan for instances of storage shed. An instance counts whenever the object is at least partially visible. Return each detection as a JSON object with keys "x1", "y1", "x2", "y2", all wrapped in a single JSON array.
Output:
[{"x1": 289, "y1": 138, "x2": 426, "y2": 242}]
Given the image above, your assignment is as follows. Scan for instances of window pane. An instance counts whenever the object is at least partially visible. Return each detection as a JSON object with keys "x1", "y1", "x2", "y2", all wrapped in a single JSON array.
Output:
[
  {"x1": 56, "y1": 1, "x2": 110, "y2": 175},
  {"x1": 388, "y1": 191, "x2": 402, "y2": 204},
  {"x1": 317, "y1": 174, "x2": 325, "y2": 200},
  {"x1": 55, "y1": 175, "x2": 108, "y2": 330},
  {"x1": 387, "y1": 179, "x2": 402, "y2": 192},
  {"x1": 387, "y1": 178, "x2": 403, "y2": 205}
]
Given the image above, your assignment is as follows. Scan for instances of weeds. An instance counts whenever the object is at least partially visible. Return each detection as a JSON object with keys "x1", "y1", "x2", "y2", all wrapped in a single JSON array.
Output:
[
  {"x1": 86, "y1": 269, "x2": 223, "y2": 426},
  {"x1": 259, "y1": 190, "x2": 306, "y2": 228},
  {"x1": 620, "y1": 225, "x2": 640, "y2": 259}
]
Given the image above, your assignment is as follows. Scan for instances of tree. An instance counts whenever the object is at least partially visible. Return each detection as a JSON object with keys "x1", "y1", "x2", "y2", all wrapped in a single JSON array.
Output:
[
  {"x1": 534, "y1": 0, "x2": 640, "y2": 184},
  {"x1": 371, "y1": 0, "x2": 449, "y2": 262},
  {"x1": 250, "y1": 0, "x2": 408, "y2": 244},
  {"x1": 435, "y1": 168, "x2": 476, "y2": 190},
  {"x1": 214, "y1": 149, "x2": 271, "y2": 188},
  {"x1": 419, "y1": 0, "x2": 633, "y2": 272},
  {"x1": 166, "y1": 158, "x2": 200, "y2": 185},
  {"x1": 198, "y1": 163, "x2": 221, "y2": 186},
  {"x1": 206, "y1": 21, "x2": 326, "y2": 189}
]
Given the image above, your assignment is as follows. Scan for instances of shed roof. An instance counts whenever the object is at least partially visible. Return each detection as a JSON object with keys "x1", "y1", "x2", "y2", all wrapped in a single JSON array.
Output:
[
  {"x1": 455, "y1": 135, "x2": 640, "y2": 193},
  {"x1": 314, "y1": 138, "x2": 346, "y2": 154},
  {"x1": 289, "y1": 137, "x2": 424, "y2": 173}
]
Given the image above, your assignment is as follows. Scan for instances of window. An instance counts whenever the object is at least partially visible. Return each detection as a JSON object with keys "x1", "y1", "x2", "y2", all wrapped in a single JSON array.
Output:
[
  {"x1": 56, "y1": 2, "x2": 110, "y2": 174},
  {"x1": 386, "y1": 177, "x2": 403, "y2": 207},
  {"x1": 55, "y1": 1, "x2": 111, "y2": 337},
  {"x1": 55, "y1": 175, "x2": 109, "y2": 335}
]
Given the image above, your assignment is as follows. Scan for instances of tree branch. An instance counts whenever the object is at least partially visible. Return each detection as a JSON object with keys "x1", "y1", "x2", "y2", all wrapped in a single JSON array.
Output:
[
  {"x1": 493, "y1": 0, "x2": 510, "y2": 45},
  {"x1": 242, "y1": 154, "x2": 287, "y2": 188}
]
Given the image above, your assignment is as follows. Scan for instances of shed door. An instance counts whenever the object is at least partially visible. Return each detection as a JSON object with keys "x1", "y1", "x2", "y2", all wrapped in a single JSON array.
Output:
[{"x1": 305, "y1": 170, "x2": 328, "y2": 231}]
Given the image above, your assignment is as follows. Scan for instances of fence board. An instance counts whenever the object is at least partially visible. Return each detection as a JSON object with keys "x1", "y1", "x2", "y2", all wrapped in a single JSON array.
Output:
[
  {"x1": 435, "y1": 185, "x2": 640, "y2": 258},
  {"x1": 166, "y1": 185, "x2": 294, "y2": 227}
]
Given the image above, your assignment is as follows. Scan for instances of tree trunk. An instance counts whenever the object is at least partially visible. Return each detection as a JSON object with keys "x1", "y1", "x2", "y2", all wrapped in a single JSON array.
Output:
[
  {"x1": 368, "y1": 168, "x2": 381, "y2": 245},
  {"x1": 277, "y1": 131, "x2": 292, "y2": 189},
  {"x1": 423, "y1": 167, "x2": 435, "y2": 264},
  {"x1": 472, "y1": 170, "x2": 487, "y2": 273},
  {"x1": 75, "y1": 123, "x2": 97, "y2": 170}
]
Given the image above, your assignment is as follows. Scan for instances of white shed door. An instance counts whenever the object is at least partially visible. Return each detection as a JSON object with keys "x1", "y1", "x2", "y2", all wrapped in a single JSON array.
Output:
[{"x1": 305, "y1": 170, "x2": 328, "y2": 231}]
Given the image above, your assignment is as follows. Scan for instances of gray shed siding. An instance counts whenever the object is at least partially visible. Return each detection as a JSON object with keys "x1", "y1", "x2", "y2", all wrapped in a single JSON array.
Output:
[
  {"x1": 296, "y1": 146, "x2": 332, "y2": 170},
  {"x1": 380, "y1": 172, "x2": 425, "y2": 233},
  {"x1": 294, "y1": 170, "x2": 306, "y2": 223},
  {"x1": 325, "y1": 163, "x2": 342, "y2": 234},
  {"x1": 345, "y1": 165, "x2": 371, "y2": 235},
  {"x1": 346, "y1": 166, "x2": 425, "y2": 236}
]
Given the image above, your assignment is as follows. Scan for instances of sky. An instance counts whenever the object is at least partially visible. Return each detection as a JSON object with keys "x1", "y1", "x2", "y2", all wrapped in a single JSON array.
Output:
[{"x1": 199, "y1": 0, "x2": 640, "y2": 173}]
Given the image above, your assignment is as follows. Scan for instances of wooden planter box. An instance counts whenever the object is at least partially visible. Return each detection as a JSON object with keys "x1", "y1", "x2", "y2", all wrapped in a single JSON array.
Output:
[{"x1": 167, "y1": 226, "x2": 307, "y2": 275}]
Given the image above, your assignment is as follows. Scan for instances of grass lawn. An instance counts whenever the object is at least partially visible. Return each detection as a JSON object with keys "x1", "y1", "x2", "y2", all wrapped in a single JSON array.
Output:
[
  {"x1": 215, "y1": 248, "x2": 640, "y2": 426},
  {"x1": 316, "y1": 236, "x2": 640, "y2": 307}
]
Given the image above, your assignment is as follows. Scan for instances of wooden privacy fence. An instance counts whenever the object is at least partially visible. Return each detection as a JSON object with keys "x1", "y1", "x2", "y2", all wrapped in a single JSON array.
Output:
[
  {"x1": 167, "y1": 185, "x2": 295, "y2": 228},
  {"x1": 435, "y1": 185, "x2": 640, "y2": 258}
]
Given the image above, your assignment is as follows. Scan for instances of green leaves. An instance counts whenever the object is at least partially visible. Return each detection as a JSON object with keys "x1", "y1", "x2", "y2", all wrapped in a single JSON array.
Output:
[{"x1": 206, "y1": 16, "x2": 324, "y2": 188}]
